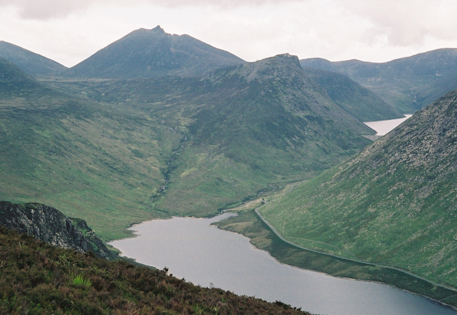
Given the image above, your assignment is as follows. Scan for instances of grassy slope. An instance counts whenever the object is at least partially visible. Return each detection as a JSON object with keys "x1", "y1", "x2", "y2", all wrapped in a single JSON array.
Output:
[
  {"x1": 0, "y1": 226, "x2": 310, "y2": 315},
  {"x1": 0, "y1": 59, "x2": 182, "y2": 240},
  {"x1": 259, "y1": 88, "x2": 457, "y2": 288}
]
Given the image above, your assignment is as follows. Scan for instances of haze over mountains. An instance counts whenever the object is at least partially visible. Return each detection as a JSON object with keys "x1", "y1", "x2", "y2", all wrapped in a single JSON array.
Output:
[{"x1": 2, "y1": 25, "x2": 457, "y2": 308}]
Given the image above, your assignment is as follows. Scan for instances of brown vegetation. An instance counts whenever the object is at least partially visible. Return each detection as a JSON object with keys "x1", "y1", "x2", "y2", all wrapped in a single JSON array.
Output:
[{"x1": 0, "y1": 226, "x2": 310, "y2": 315}]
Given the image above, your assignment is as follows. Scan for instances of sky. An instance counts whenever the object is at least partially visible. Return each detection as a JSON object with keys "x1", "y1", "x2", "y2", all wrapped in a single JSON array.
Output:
[{"x1": 1, "y1": 0, "x2": 457, "y2": 67}]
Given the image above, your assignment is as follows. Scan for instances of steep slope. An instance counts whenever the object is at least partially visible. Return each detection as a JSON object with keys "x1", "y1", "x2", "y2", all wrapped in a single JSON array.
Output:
[
  {"x1": 0, "y1": 201, "x2": 116, "y2": 260},
  {"x1": 301, "y1": 48, "x2": 457, "y2": 113},
  {"x1": 303, "y1": 67, "x2": 403, "y2": 121},
  {"x1": 0, "y1": 226, "x2": 310, "y2": 315},
  {"x1": 0, "y1": 57, "x2": 180, "y2": 240},
  {"x1": 64, "y1": 26, "x2": 244, "y2": 79},
  {"x1": 0, "y1": 41, "x2": 66, "y2": 77},
  {"x1": 50, "y1": 54, "x2": 375, "y2": 216},
  {"x1": 259, "y1": 87, "x2": 457, "y2": 288}
]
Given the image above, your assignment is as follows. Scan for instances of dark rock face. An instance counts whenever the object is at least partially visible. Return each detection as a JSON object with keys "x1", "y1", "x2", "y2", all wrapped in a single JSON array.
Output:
[{"x1": 0, "y1": 201, "x2": 116, "y2": 260}]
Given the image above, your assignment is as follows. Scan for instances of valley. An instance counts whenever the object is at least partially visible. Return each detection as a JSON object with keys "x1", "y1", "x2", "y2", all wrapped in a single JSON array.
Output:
[{"x1": 1, "y1": 25, "x2": 457, "y2": 313}]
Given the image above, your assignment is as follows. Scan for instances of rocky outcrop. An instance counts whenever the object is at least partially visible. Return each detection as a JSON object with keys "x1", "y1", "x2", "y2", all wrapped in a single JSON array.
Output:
[{"x1": 0, "y1": 201, "x2": 116, "y2": 260}]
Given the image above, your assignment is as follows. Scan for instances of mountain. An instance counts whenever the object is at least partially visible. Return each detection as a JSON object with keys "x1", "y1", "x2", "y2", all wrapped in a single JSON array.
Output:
[
  {"x1": 64, "y1": 26, "x2": 245, "y2": 79},
  {"x1": 0, "y1": 41, "x2": 67, "y2": 77},
  {"x1": 0, "y1": 57, "x2": 45, "y2": 96},
  {"x1": 0, "y1": 201, "x2": 116, "y2": 260},
  {"x1": 48, "y1": 54, "x2": 375, "y2": 217},
  {"x1": 303, "y1": 67, "x2": 403, "y2": 121},
  {"x1": 301, "y1": 48, "x2": 457, "y2": 113},
  {"x1": 258, "y1": 87, "x2": 457, "y2": 288},
  {"x1": 0, "y1": 225, "x2": 310, "y2": 314}
]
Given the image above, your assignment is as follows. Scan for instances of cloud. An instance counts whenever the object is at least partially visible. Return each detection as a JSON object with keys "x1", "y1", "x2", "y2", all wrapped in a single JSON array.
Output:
[
  {"x1": 0, "y1": 0, "x2": 95, "y2": 19},
  {"x1": 0, "y1": 0, "x2": 304, "y2": 20},
  {"x1": 337, "y1": 0, "x2": 457, "y2": 47}
]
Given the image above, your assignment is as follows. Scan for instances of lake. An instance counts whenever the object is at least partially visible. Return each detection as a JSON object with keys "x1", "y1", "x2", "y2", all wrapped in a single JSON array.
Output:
[
  {"x1": 109, "y1": 213, "x2": 457, "y2": 315},
  {"x1": 364, "y1": 115, "x2": 413, "y2": 136}
]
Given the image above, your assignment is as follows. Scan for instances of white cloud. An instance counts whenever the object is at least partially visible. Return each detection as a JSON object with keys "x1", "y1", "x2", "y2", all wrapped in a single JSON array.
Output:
[
  {"x1": 337, "y1": 0, "x2": 457, "y2": 47},
  {"x1": 0, "y1": 0, "x2": 304, "y2": 20}
]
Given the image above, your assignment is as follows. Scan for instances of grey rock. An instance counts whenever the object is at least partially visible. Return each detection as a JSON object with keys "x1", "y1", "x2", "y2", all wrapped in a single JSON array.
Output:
[{"x1": 0, "y1": 201, "x2": 117, "y2": 260}]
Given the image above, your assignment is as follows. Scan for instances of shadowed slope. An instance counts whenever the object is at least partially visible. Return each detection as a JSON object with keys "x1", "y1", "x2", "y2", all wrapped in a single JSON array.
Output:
[{"x1": 0, "y1": 41, "x2": 66, "y2": 77}]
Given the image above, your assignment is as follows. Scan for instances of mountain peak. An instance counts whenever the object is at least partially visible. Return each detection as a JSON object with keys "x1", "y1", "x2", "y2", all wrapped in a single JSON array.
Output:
[
  {"x1": 240, "y1": 53, "x2": 302, "y2": 82},
  {"x1": 266, "y1": 53, "x2": 301, "y2": 66},
  {"x1": 151, "y1": 25, "x2": 165, "y2": 33},
  {"x1": 65, "y1": 27, "x2": 244, "y2": 79}
]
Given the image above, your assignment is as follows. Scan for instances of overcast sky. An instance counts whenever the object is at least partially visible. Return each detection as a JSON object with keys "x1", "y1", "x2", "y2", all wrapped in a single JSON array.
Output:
[{"x1": 1, "y1": 0, "x2": 456, "y2": 67}]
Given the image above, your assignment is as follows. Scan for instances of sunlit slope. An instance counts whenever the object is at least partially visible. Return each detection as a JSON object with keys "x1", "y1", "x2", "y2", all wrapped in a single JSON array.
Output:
[
  {"x1": 259, "y1": 88, "x2": 457, "y2": 288},
  {"x1": 50, "y1": 54, "x2": 374, "y2": 216},
  {"x1": 301, "y1": 48, "x2": 457, "y2": 114},
  {"x1": 0, "y1": 58, "x2": 178, "y2": 240}
]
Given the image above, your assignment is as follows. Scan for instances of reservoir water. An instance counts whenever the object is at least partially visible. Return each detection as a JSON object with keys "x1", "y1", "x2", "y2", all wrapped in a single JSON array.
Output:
[
  {"x1": 109, "y1": 213, "x2": 457, "y2": 315},
  {"x1": 364, "y1": 114, "x2": 413, "y2": 136}
]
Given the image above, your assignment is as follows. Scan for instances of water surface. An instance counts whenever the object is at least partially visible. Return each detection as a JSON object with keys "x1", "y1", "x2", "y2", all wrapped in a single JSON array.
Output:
[
  {"x1": 364, "y1": 115, "x2": 413, "y2": 136},
  {"x1": 109, "y1": 213, "x2": 456, "y2": 315}
]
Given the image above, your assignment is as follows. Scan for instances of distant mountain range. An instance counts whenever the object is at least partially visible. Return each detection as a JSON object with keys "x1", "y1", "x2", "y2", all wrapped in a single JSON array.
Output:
[
  {"x1": 301, "y1": 48, "x2": 457, "y2": 113},
  {"x1": 64, "y1": 26, "x2": 245, "y2": 79},
  {"x1": 259, "y1": 86, "x2": 457, "y2": 288}
]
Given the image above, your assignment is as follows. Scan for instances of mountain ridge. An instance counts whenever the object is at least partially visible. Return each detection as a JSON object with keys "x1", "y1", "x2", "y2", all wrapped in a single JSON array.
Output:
[{"x1": 301, "y1": 48, "x2": 457, "y2": 113}]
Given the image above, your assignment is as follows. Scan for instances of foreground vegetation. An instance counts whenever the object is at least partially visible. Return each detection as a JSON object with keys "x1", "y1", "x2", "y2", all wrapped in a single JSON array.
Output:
[{"x1": 0, "y1": 226, "x2": 310, "y2": 315}]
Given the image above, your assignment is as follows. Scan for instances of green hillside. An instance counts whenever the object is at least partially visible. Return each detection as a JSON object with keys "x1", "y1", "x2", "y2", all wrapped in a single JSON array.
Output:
[
  {"x1": 0, "y1": 58, "x2": 180, "y2": 240},
  {"x1": 46, "y1": 54, "x2": 374, "y2": 217},
  {"x1": 301, "y1": 48, "x2": 457, "y2": 113},
  {"x1": 259, "y1": 87, "x2": 457, "y2": 288}
]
